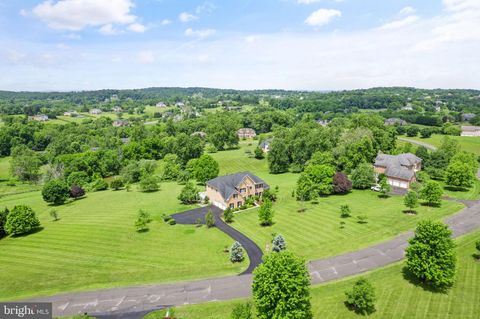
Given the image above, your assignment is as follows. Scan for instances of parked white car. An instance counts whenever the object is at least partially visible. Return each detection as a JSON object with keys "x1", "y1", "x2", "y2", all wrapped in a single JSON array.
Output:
[{"x1": 371, "y1": 185, "x2": 381, "y2": 192}]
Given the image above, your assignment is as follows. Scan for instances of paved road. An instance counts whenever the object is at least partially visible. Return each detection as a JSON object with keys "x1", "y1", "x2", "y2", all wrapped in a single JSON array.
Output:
[
  {"x1": 23, "y1": 199, "x2": 480, "y2": 318},
  {"x1": 398, "y1": 137, "x2": 437, "y2": 151},
  {"x1": 171, "y1": 206, "x2": 264, "y2": 274}
]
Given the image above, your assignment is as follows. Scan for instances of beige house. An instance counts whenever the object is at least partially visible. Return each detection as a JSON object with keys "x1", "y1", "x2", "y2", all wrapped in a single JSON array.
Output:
[
  {"x1": 374, "y1": 153, "x2": 422, "y2": 189},
  {"x1": 206, "y1": 172, "x2": 269, "y2": 210},
  {"x1": 237, "y1": 128, "x2": 256, "y2": 139},
  {"x1": 259, "y1": 138, "x2": 272, "y2": 153},
  {"x1": 461, "y1": 126, "x2": 480, "y2": 137}
]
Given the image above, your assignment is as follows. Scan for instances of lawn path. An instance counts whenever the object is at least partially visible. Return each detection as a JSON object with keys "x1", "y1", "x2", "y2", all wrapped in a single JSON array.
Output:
[{"x1": 398, "y1": 137, "x2": 437, "y2": 150}]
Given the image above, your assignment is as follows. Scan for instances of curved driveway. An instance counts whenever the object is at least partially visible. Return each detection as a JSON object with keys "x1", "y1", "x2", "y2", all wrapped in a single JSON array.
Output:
[
  {"x1": 398, "y1": 137, "x2": 437, "y2": 150},
  {"x1": 171, "y1": 205, "x2": 263, "y2": 275}
]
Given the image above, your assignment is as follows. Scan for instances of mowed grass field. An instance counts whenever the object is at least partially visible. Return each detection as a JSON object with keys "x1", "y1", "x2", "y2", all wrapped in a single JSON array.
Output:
[
  {"x1": 148, "y1": 229, "x2": 480, "y2": 319},
  {"x1": 0, "y1": 184, "x2": 246, "y2": 300},
  {"x1": 401, "y1": 134, "x2": 480, "y2": 156},
  {"x1": 211, "y1": 141, "x2": 464, "y2": 260}
]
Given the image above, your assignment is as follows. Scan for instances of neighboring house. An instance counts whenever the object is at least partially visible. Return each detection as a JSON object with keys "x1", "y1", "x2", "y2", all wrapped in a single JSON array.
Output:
[
  {"x1": 206, "y1": 172, "x2": 269, "y2": 210},
  {"x1": 259, "y1": 138, "x2": 273, "y2": 153},
  {"x1": 156, "y1": 102, "x2": 167, "y2": 108},
  {"x1": 112, "y1": 106, "x2": 123, "y2": 113},
  {"x1": 461, "y1": 126, "x2": 480, "y2": 137},
  {"x1": 317, "y1": 119, "x2": 330, "y2": 127},
  {"x1": 175, "y1": 102, "x2": 185, "y2": 107},
  {"x1": 63, "y1": 111, "x2": 78, "y2": 117},
  {"x1": 401, "y1": 105, "x2": 413, "y2": 111},
  {"x1": 462, "y1": 113, "x2": 477, "y2": 122},
  {"x1": 191, "y1": 131, "x2": 207, "y2": 138},
  {"x1": 90, "y1": 108, "x2": 102, "y2": 115},
  {"x1": 112, "y1": 119, "x2": 130, "y2": 127},
  {"x1": 237, "y1": 128, "x2": 257, "y2": 139},
  {"x1": 374, "y1": 153, "x2": 422, "y2": 189},
  {"x1": 384, "y1": 118, "x2": 407, "y2": 126},
  {"x1": 30, "y1": 114, "x2": 49, "y2": 121}
]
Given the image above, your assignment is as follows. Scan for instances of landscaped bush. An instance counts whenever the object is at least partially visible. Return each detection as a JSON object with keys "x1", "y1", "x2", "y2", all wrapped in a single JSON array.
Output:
[
  {"x1": 89, "y1": 177, "x2": 108, "y2": 191},
  {"x1": 70, "y1": 185, "x2": 85, "y2": 199},
  {"x1": 340, "y1": 205, "x2": 351, "y2": 218},
  {"x1": 254, "y1": 147, "x2": 264, "y2": 159},
  {"x1": 168, "y1": 219, "x2": 176, "y2": 225},
  {"x1": 67, "y1": 171, "x2": 90, "y2": 187},
  {"x1": 4, "y1": 205, "x2": 41, "y2": 236},
  {"x1": 345, "y1": 278, "x2": 376, "y2": 315},
  {"x1": 223, "y1": 208, "x2": 234, "y2": 223},
  {"x1": 139, "y1": 176, "x2": 160, "y2": 192},
  {"x1": 0, "y1": 208, "x2": 9, "y2": 238},
  {"x1": 110, "y1": 177, "x2": 125, "y2": 190},
  {"x1": 230, "y1": 241, "x2": 244, "y2": 262},
  {"x1": 272, "y1": 234, "x2": 287, "y2": 252},
  {"x1": 178, "y1": 182, "x2": 199, "y2": 204},
  {"x1": 205, "y1": 210, "x2": 215, "y2": 228},
  {"x1": 231, "y1": 302, "x2": 253, "y2": 319},
  {"x1": 42, "y1": 179, "x2": 70, "y2": 205},
  {"x1": 333, "y1": 172, "x2": 352, "y2": 194}
]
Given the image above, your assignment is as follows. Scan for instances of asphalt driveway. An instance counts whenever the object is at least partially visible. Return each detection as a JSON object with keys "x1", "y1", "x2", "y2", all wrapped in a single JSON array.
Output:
[{"x1": 171, "y1": 205, "x2": 263, "y2": 275}]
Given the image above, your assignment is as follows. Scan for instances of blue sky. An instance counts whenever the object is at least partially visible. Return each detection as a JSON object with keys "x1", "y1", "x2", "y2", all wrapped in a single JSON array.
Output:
[{"x1": 0, "y1": 0, "x2": 479, "y2": 91}]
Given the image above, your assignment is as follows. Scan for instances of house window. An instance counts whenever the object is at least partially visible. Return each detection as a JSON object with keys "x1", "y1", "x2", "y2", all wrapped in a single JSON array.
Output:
[
  {"x1": 233, "y1": 194, "x2": 238, "y2": 199},
  {"x1": 229, "y1": 203, "x2": 234, "y2": 209},
  {"x1": 240, "y1": 188, "x2": 246, "y2": 193},
  {"x1": 255, "y1": 184, "x2": 263, "y2": 189},
  {"x1": 255, "y1": 192, "x2": 258, "y2": 196},
  {"x1": 237, "y1": 201, "x2": 242, "y2": 207}
]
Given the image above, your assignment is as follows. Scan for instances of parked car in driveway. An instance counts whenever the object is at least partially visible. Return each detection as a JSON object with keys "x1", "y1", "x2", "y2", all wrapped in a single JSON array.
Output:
[{"x1": 371, "y1": 185, "x2": 381, "y2": 192}]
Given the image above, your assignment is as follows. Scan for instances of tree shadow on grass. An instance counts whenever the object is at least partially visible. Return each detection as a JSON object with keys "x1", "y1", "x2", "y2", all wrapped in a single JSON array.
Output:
[
  {"x1": 136, "y1": 228, "x2": 150, "y2": 233},
  {"x1": 472, "y1": 253, "x2": 480, "y2": 261},
  {"x1": 343, "y1": 302, "x2": 376, "y2": 316},
  {"x1": 401, "y1": 267, "x2": 450, "y2": 294},
  {"x1": 420, "y1": 202, "x2": 441, "y2": 208},
  {"x1": 377, "y1": 194, "x2": 390, "y2": 199},
  {"x1": 402, "y1": 210, "x2": 418, "y2": 215},
  {"x1": 11, "y1": 227, "x2": 44, "y2": 238},
  {"x1": 444, "y1": 186, "x2": 469, "y2": 192}
]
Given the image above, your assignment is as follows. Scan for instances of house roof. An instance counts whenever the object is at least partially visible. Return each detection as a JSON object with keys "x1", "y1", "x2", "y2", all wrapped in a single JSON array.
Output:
[
  {"x1": 462, "y1": 125, "x2": 480, "y2": 132},
  {"x1": 374, "y1": 153, "x2": 421, "y2": 181},
  {"x1": 207, "y1": 172, "x2": 269, "y2": 201},
  {"x1": 259, "y1": 138, "x2": 273, "y2": 149}
]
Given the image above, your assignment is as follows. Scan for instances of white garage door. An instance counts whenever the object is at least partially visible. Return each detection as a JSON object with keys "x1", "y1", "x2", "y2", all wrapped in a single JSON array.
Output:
[{"x1": 213, "y1": 201, "x2": 226, "y2": 210}]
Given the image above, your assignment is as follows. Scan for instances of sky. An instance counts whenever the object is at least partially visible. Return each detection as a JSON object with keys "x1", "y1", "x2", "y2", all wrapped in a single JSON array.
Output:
[{"x1": 0, "y1": 0, "x2": 479, "y2": 91}]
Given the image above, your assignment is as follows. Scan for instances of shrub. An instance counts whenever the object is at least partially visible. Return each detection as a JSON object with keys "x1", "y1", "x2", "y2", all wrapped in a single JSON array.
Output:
[
  {"x1": 70, "y1": 185, "x2": 85, "y2": 199},
  {"x1": 42, "y1": 180, "x2": 70, "y2": 205},
  {"x1": 357, "y1": 215, "x2": 368, "y2": 224},
  {"x1": 206, "y1": 144, "x2": 217, "y2": 153},
  {"x1": 406, "y1": 126, "x2": 419, "y2": 137},
  {"x1": 67, "y1": 171, "x2": 90, "y2": 187},
  {"x1": 379, "y1": 176, "x2": 391, "y2": 197},
  {"x1": 168, "y1": 219, "x2": 176, "y2": 225},
  {"x1": 205, "y1": 210, "x2": 215, "y2": 228},
  {"x1": 231, "y1": 302, "x2": 253, "y2": 319},
  {"x1": 139, "y1": 176, "x2": 159, "y2": 192},
  {"x1": 333, "y1": 172, "x2": 352, "y2": 194},
  {"x1": 258, "y1": 199, "x2": 274, "y2": 226},
  {"x1": 230, "y1": 241, "x2": 244, "y2": 262},
  {"x1": 254, "y1": 147, "x2": 264, "y2": 159},
  {"x1": 345, "y1": 278, "x2": 376, "y2": 315},
  {"x1": 134, "y1": 217, "x2": 148, "y2": 232},
  {"x1": 90, "y1": 178, "x2": 108, "y2": 191},
  {"x1": 110, "y1": 177, "x2": 124, "y2": 190},
  {"x1": 224, "y1": 208, "x2": 234, "y2": 223},
  {"x1": 340, "y1": 205, "x2": 351, "y2": 218},
  {"x1": 0, "y1": 208, "x2": 9, "y2": 238},
  {"x1": 351, "y1": 163, "x2": 375, "y2": 189},
  {"x1": 138, "y1": 209, "x2": 152, "y2": 223},
  {"x1": 406, "y1": 220, "x2": 456, "y2": 288},
  {"x1": 272, "y1": 234, "x2": 287, "y2": 252},
  {"x1": 420, "y1": 180, "x2": 443, "y2": 206},
  {"x1": 4, "y1": 205, "x2": 41, "y2": 236},
  {"x1": 262, "y1": 189, "x2": 277, "y2": 202},
  {"x1": 49, "y1": 210, "x2": 59, "y2": 221},
  {"x1": 178, "y1": 182, "x2": 200, "y2": 204}
]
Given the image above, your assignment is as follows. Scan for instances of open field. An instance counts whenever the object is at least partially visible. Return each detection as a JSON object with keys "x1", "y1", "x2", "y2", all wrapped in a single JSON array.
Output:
[
  {"x1": 400, "y1": 134, "x2": 480, "y2": 156},
  {"x1": 0, "y1": 184, "x2": 246, "y2": 300},
  {"x1": 147, "y1": 229, "x2": 480, "y2": 319},
  {"x1": 211, "y1": 142, "x2": 464, "y2": 260}
]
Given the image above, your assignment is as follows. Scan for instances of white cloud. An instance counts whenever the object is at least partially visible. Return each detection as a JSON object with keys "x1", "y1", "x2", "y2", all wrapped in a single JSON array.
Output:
[
  {"x1": 245, "y1": 35, "x2": 261, "y2": 43},
  {"x1": 99, "y1": 24, "x2": 121, "y2": 35},
  {"x1": 399, "y1": 6, "x2": 416, "y2": 16},
  {"x1": 297, "y1": 0, "x2": 321, "y2": 4},
  {"x1": 305, "y1": 9, "x2": 341, "y2": 27},
  {"x1": 161, "y1": 19, "x2": 171, "y2": 26},
  {"x1": 128, "y1": 23, "x2": 147, "y2": 33},
  {"x1": 179, "y1": 12, "x2": 198, "y2": 23},
  {"x1": 196, "y1": 1, "x2": 216, "y2": 14},
  {"x1": 184, "y1": 28, "x2": 216, "y2": 38},
  {"x1": 379, "y1": 15, "x2": 419, "y2": 30},
  {"x1": 19, "y1": 9, "x2": 28, "y2": 16},
  {"x1": 138, "y1": 50, "x2": 155, "y2": 64},
  {"x1": 32, "y1": 0, "x2": 136, "y2": 31}
]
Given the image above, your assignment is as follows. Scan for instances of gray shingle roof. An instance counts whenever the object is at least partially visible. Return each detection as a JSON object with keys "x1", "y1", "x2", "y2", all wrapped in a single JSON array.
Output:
[
  {"x1": 374, "y1": 153, "x2": 421, "y2": 181},
  {"x1": 207, "y1": 172, "x2": 269, "y2": 201},
  {"x1": 259, "y1": 138, "x2": 273, "y2": 149}
]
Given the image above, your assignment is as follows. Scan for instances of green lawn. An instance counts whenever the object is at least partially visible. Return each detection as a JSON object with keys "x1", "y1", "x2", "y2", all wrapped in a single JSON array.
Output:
[
  {"x1": 0, "y1": 156, "x2": 10, "y2": 181},
  {"x1": 0, "y1": 184, "x2": 246, "y2": 300},
  {"x1": 211, "y1": 142, "x2": 464, "y2": 260},
  {"x1": 148, "y1": 229, "x2": 480, "y2": 319},
  {"x1": 401, "y1": 134, "x2": 480, "y2": 156}
]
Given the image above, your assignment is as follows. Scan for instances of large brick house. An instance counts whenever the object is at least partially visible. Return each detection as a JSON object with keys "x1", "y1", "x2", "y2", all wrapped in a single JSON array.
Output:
[
  {"x1": 237, "y1": 128, "x2": 256, "y2": 139},
  {"x1": 461, "y1": 126, "x2": 480, "y2": 137},
  {"x1": 206, "y1": 172, "x2": 269, "y2": 210},
  {"x1": 374, "y1": 153, "x2": 422, "y2": 189}
]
